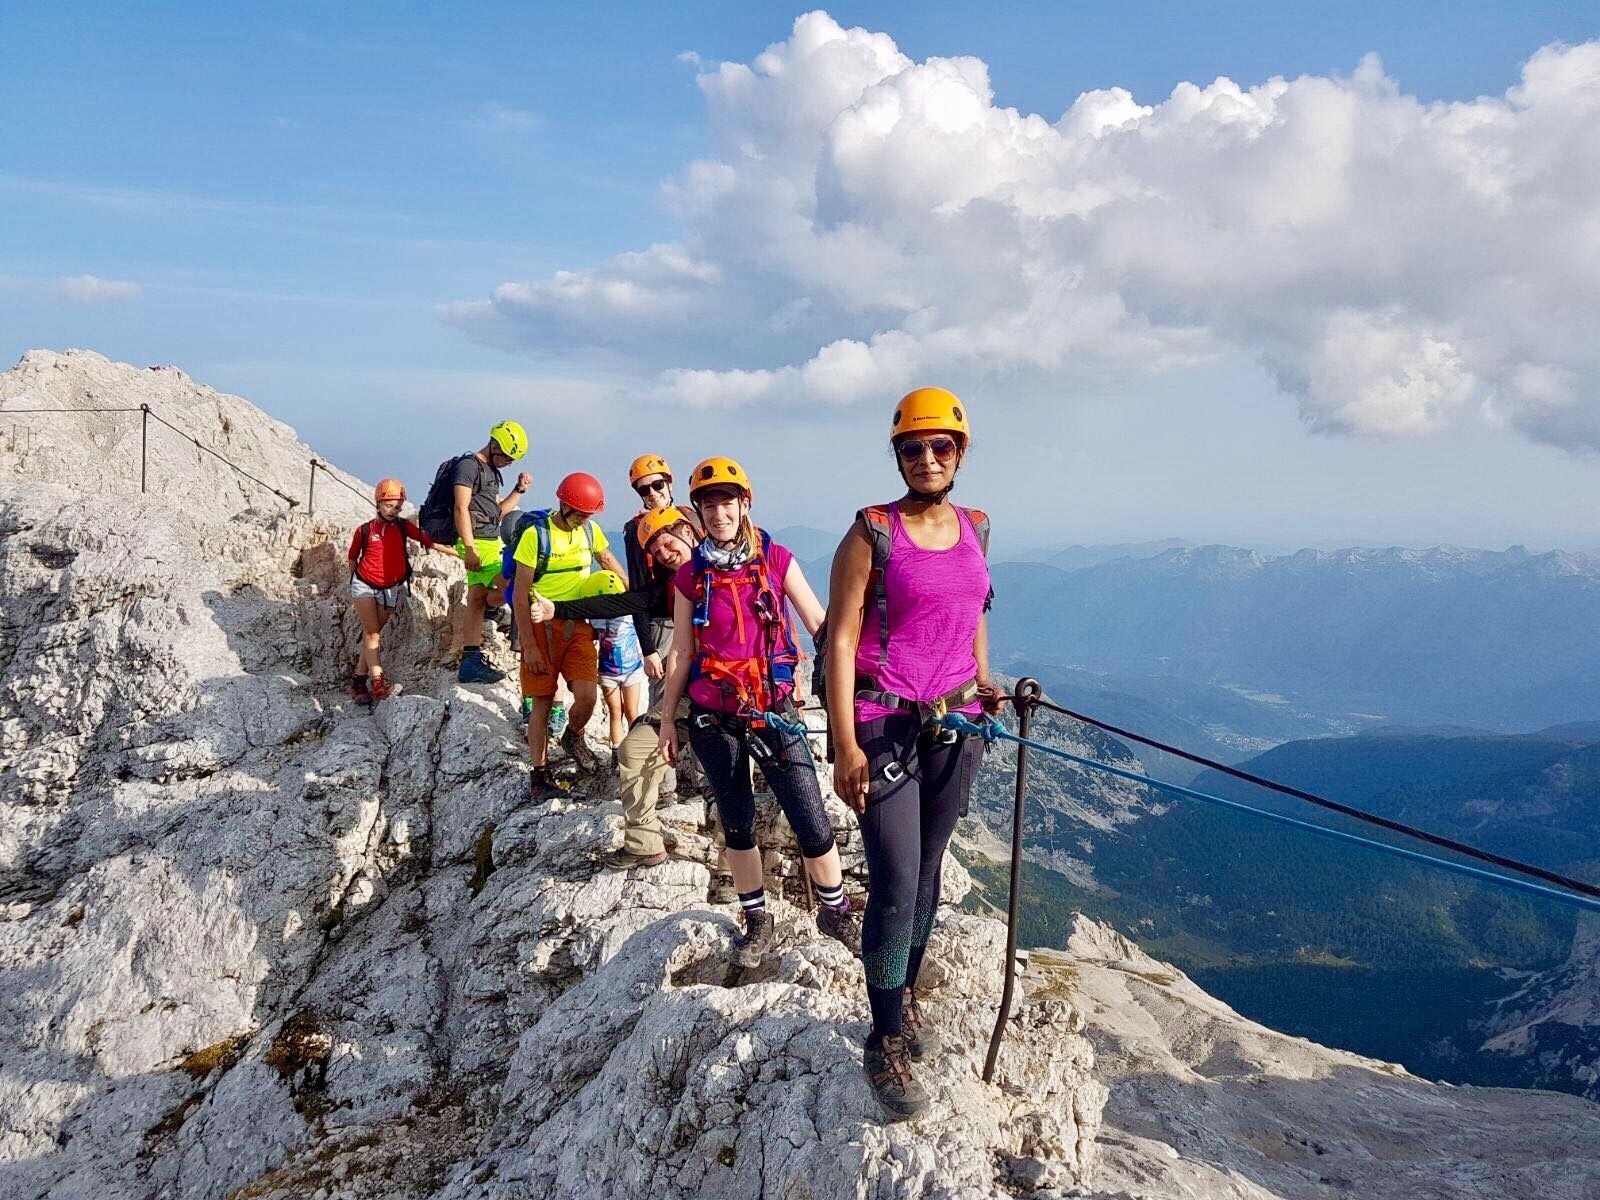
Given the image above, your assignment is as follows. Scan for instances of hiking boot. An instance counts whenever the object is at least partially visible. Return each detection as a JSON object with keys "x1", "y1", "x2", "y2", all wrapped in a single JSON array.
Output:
[
  {"x1": 816, "y1": 898, "x2": 863, "y2": 957},
  {"x1": 901, "y1": 989, "x2": 944, "y2": 1061},
  {"x1": 368, "y1": 676, "x2": 397, "y2": 703},
  {"x1": 602, "y1": 848, "x2": 668, "y2": 870},
  {"x1": 658, "y1": 784, "x2": 678, "y2": 803},
  {"x1": 560, "y1": 727, "x2": 600, "y2": 773},
  {"x1": 708, "y1": 873, "x2": 738, "y2": 905},
  {"x1": 734, "y1": 911, "x2": 775, "y2": 968},
  {"x1": 864, "y1": 1032, "x2": 928, "y2": 1121},
  {"x1": 520, "y1": 697, "x2": 534, "y2": 726},
  {"x1": 548, "y1": 702, "x2": 568, "y2": 737},
  {"x1": 458, "y1": 649, "x2": 506, "y2": 685},
  {"x1": 528, "y1": 765, "x2": 565, "y2": 801},
  {"x1": 351, "y1": 675, "x2": 371, "y2": 706}
]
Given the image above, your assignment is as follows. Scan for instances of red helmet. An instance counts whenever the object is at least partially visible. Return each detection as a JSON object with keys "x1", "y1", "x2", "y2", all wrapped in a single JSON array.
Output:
[{"x1": 555, "y1": 471, "x2": 605, "y2": 515}]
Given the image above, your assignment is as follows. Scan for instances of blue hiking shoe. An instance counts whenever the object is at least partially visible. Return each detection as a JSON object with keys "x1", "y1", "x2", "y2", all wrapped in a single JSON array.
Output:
[
  {"x1": 457, "y1": 648, "x2": 506, "y2": 685},
  {"x1": 548, "y1": 702, "x2": 568, "y2": 737},
  {"x1": 520, "y1": 697, "x2": 535, "y2": 726}
]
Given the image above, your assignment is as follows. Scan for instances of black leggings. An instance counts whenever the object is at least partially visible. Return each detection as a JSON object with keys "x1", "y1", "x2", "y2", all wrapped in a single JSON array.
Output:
[
  {"x1": 688, "y1": 704, "x2": 836, "y2": 860},
  {"x1": 858, "y1": 713, "x2": 984, "y2": 1036}
]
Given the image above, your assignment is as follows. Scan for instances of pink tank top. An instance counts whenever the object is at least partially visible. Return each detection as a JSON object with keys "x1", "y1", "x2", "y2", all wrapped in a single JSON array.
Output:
[{"x1": 854, "y1": 504, "x2": 991, "y2": 723}]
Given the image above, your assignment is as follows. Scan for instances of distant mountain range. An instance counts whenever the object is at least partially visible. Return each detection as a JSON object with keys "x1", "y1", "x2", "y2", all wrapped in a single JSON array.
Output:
[
  {"x1": 987, "y1": 543, "x2": 1600, "y2": 743},
  {"x1": 963, "y1": 715, "x2": 1600, "y2": 1097}
]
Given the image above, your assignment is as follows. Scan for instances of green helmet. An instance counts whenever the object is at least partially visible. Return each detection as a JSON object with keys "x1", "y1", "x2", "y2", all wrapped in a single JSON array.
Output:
[{"x1": 490, "y1": 420, "x2": 528, "y2": 460}]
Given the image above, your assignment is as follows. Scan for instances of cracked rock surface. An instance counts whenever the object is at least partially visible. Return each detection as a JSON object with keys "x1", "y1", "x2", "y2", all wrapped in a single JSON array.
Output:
[{"x1": 3, "y1": 350, "x2": 1598, "y2": 1200}]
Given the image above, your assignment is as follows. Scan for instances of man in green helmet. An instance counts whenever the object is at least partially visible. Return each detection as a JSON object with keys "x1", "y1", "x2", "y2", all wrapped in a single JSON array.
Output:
[{"x1": 420, "y1": 420, "x2": 531, "y2": 684}]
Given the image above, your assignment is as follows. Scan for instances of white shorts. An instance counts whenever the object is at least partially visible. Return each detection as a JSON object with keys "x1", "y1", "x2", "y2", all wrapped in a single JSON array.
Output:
[
  {"x1": 351, "y1": 577, "x2": 406, "y2": 610},
  {"x1": 599, "y1": 668, "x2": 646, "y2": 693}
]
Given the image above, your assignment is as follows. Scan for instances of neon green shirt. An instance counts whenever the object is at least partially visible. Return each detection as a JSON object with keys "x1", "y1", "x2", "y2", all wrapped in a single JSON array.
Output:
[{"x1": 513, "y1": 517, "x2": 610, "y2": 602}]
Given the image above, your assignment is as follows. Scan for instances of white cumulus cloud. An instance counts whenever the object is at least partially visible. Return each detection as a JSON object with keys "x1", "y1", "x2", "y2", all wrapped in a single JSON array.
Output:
[
  {"x1": 59, "y1": 274, "x2": 141, "y2": 304},
  {"x1": 445, "y1": 11, "x2": 1600, "y2": 451}
]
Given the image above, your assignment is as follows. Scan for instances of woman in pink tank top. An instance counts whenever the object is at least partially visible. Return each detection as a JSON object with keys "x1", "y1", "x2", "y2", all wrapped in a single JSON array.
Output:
[{"x1": 825, "y1": 386, "x2": 999, "y2": 1122}]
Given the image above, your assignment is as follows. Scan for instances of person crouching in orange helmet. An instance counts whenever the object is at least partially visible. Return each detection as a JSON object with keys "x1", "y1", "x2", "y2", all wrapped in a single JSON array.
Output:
[{"x1": 347, "y1": 478, "x2": 459, "y2": 705}]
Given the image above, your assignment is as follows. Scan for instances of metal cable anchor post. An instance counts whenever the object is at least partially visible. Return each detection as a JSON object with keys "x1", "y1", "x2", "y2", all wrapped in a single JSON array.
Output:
[{"x1": 983, "y1": 676, "x2": 1042, "y2": 1084}]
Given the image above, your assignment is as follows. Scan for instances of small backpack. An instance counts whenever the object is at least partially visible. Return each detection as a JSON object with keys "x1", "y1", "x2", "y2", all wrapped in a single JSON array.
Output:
[
  {"x1": 503, "y1": 509, "x2": 595, "y2": 588},
  {"x1": 418, "y1": 454, "x2": 475, "y2": 544}
]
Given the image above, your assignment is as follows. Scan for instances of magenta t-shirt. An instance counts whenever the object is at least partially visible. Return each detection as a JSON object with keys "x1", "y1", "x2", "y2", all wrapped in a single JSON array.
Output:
[
  {"x1": 855, "y1": 504, "x2": 990, "y2": 723},
  {"x1": 673, "y1": 539, "x2": 798, "y2": 713}
]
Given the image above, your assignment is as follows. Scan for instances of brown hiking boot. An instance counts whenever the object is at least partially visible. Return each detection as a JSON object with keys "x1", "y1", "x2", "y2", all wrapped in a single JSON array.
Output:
[
  {"x1": 351, "y1": 675, "x2": 371, "y2": 706},
  {"x1": 863, "y1": 1031, "x2": 928, "y2": 1121},
  {"x1": 559, "y1": 727, "x2": 600, "y2": 773},
  {"x1": 902, "y1": 989, "x2": 944, "y2": 1061}
]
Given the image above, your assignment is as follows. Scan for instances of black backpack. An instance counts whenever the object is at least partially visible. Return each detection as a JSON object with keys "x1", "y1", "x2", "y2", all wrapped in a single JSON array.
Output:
[{"x1": 419, "y1": 454, "x2": 473, "y2": 543}]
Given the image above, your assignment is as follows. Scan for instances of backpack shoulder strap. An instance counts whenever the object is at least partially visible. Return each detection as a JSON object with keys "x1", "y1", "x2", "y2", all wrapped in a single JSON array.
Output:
[
  {"x1": 960, "y1": 507, "x2": 992, "y2": 556},
  {"x1": 856, "y1": 504, "x2": 895, "y2": 670},
  {"x1": 531, "y1": 511, "x2": 553, "y2": 580},
  {"x1": 959, "y1": 506, "x2": 994, "y2": 611}
]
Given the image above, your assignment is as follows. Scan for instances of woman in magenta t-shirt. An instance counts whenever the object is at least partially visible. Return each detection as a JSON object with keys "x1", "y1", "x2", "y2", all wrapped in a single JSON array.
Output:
[
  {"x1": 825, "y1": 387, "x2": 1000, "y2": 1121},
  {"x1": 659, "y1": 457, "x2": 861, "y2": 970}
]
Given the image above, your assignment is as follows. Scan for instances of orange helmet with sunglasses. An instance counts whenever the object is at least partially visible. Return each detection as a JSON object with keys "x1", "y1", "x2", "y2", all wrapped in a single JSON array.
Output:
[
  {"x1": 628, "y1": 453, "x2": 672, "y2": 486},
  {"x1": 891, "y1": 386, "x2": 970, "y2": 444}
]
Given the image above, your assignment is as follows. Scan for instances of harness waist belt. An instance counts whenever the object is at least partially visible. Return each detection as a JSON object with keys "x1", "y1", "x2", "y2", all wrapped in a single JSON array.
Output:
[{"x1": 854, "y1": 675, "x2": 979, "y2": 717}]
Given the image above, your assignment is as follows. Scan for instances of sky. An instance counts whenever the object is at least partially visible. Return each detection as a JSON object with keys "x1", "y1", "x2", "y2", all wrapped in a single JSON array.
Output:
[{"x1": 2, "y1": 1, "x2": 1598, "y2": 553}]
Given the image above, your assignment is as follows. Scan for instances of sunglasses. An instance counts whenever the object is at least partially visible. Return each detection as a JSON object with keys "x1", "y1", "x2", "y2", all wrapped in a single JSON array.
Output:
[
  {"x1": 634, "y1": 478, "x2": 670, "y2": 497},
  {"x1": 895, "y1": 436, "x2": 960, "y2": 463}
]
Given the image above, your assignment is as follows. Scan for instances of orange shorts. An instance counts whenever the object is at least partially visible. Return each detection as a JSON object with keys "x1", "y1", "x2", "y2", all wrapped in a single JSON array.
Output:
[{"x1": 519, "y1": 619, "x2": 599, "y2": 699}]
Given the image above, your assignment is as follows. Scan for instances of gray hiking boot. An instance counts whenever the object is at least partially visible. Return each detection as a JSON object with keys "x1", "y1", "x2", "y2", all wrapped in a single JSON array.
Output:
[
  {"x1": 601, "y1": 848, "x2": 667, "y2": 870},
  {"x1": 708, "y1": 873, "x2": 738, "y2": 905},
  {"x1": 902, "y1": 989, "x2": 944, "y2": 1061},
  {"x1": 816, "y1": 898, "x2": 862, "y2": 957},
  {"x1": 864, "y1": 1032, "x2": 928, "y2": 1121},
  {"x1": 734, "y1": 910, "x2": 775, "y2": 968}
]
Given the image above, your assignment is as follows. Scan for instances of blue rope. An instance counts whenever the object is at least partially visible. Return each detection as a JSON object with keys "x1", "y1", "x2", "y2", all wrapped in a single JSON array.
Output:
[
  {"x1": 759, "y1": 710, "x2": 809, "y2": 737},
  {"x1": 939, "y1": 713, "x2": 1600, "y2": 916}
]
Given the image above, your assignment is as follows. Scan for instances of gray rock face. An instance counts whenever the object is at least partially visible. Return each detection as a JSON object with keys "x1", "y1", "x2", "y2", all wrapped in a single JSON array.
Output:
[{"x1": 2, "y1": 351, "x2": 1597, "y2": 1200}]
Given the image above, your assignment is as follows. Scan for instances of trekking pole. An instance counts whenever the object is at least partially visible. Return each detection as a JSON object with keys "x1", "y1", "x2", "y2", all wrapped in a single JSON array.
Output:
[
  {"x1": 308, "y1": 459, "x2": 317, "y2": 515},
  {"x1": 983, "y1": 676, "x2": 1041, "y2": 1084},
  {"x1": 140, "y1": 404, "x2": 150, "y2": 493}
]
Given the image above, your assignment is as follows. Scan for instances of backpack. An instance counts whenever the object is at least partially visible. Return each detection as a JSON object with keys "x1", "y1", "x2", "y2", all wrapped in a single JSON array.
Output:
[
  {"x1": 418, "y1": 454, "x2": 475, "y2": 544},
  {"x1": 814, "y1": 503, "x2": 992, "y2": 717},
  {"x1": 687, "y1": 528, "x2": 800, "y2": 716},
  {"x1": 352, "y1": 517, "x2": 412, "y2": 589},
  {"x1": 501, "y1": 509, "x2": 596, "y2": 595}
]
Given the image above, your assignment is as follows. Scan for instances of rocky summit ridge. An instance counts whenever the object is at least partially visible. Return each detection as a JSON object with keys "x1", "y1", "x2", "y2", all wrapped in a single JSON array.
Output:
[{"x1": 2, "y1": 350, "x2": 1598, "y2": 1200}]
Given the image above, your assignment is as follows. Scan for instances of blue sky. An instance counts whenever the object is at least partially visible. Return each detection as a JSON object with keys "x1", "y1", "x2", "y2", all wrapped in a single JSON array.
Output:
[{"x1": 3, "y1": 2, "x2": 1598, "y2": 551}]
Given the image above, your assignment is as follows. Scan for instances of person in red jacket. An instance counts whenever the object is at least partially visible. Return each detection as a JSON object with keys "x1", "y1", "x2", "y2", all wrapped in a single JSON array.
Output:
[{"x1": 348, "y1": 478, "x2": 458, "y2": 705}]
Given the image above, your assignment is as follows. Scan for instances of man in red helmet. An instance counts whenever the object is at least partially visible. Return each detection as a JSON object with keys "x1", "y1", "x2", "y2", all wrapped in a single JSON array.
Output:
[{"x1": 512, "y1": 472, "x2": 628, "y2": 795}]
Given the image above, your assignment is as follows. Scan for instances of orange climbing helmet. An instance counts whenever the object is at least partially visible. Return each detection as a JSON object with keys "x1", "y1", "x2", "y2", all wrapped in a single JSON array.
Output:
[
  {"x1": 635, "y1": 505, "x2": 696, "y2": 551},
  {"x1": 689, "y1": 456, "x2": 753, "y2": 502},
  {"x1": 375, "y1": 478, "x2": 406, "y2": 503},
  {"x1": 628, "y1": 453, "x2": 672, "y2": 486},
  {"x1": 891, "y1": 387, "x2": 970, "y2": 444}
]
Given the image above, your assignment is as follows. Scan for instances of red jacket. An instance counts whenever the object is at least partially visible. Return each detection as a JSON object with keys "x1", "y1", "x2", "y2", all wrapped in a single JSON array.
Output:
[{"x1": 348, "y1": 518, "x2": 432, "y2": 588}]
